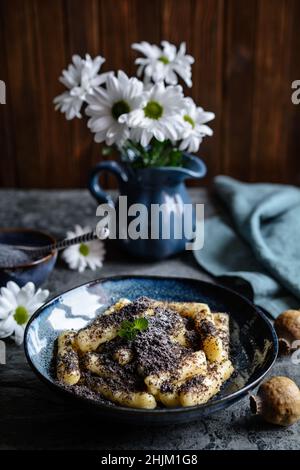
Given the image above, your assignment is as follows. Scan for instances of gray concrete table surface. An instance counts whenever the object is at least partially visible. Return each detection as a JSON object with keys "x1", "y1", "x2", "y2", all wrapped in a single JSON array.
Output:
[{"x1": 0, "y1": 189, "x2": 299, "y2": 450}]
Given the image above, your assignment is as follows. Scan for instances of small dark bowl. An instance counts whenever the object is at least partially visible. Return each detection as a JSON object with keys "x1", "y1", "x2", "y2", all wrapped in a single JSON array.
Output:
[
  {"x1": 24, "y1": 275, "x2": 278, "y2": 425},
  {"x1": 0, "y1": 228, "x2": 57, "y2": 287}
]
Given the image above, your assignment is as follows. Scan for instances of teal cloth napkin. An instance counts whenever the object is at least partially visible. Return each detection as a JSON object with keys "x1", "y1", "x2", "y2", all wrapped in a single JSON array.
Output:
[{"x1": 194, "y1": 176, "x2": 300, "y2": 318}]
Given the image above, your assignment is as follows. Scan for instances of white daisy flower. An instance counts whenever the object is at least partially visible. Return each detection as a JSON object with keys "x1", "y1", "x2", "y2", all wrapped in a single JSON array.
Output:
[
  {"x1": 132, "y1": 41, "x2": 194, "y2": 87},
  {"x1": 85, "y1": 70, "x2": 145, "y2": 147},
  {"x1": 62, "y1": 225, "x2": 106, "y2": 273},
  {"x1": 120, "y1": 82, "x2": 185, "y2": 147},
  {"x1": 54, "y1": 54, "x2": 112, "y2": 120},
  {"x1": 0, "y1": 281, "x2": 49, "y2": 345},
  {"x1": 178, "y1": 97, "x2": 215, "y2": 153}
]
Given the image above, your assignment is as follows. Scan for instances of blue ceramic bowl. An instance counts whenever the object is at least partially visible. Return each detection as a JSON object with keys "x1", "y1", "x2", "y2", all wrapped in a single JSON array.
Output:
[
  {"x1": 24, "y1": 276, "x2": 278, "y2": 425},
  {"x1": 0, "y1": 228, "x2": 57, "y2": 287}
]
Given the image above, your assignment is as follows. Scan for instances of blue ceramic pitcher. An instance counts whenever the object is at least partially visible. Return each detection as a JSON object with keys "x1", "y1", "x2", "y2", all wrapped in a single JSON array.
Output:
[{"x1": 89, "y1": 153, "x2": 206, "y2": 259}]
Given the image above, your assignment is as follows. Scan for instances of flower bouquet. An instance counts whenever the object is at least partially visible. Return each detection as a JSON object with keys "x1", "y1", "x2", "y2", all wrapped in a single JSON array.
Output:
[
  {"x1": 54, "y1": 41, "x2": 215, "y2": 259},
  {"x1": 54, "y1": 41, "x2": 215, "y2": 169}
]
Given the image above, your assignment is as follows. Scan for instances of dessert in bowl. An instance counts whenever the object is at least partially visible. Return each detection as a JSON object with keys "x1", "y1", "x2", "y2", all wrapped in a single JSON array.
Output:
[{"x1": 24, "y1": 276, "x2": 278, "y2": 424}]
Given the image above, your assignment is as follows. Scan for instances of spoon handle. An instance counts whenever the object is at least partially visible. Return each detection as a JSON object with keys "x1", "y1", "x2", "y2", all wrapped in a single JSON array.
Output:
[
  {"x1": 0, "y1": 229, "x2": 109, "y2": 255},
  {"x1": 48, "y1": 230, "x2": 98, "y2": 253}
]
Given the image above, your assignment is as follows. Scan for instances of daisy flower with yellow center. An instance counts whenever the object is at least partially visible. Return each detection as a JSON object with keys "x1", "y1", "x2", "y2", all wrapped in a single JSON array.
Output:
[{"x1": 62, "y1": 225, "x2": 106, "y2": 273}]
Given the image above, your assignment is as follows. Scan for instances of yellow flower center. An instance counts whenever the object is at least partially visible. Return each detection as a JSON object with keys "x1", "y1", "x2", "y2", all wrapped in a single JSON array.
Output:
[
  {"x1": 159, "y1": 55, "x2": 170, "y2": 65},
  {"x1": 79, "y1": 243, "x2": 90, "y2": 256},
  {"x1": 111, "y1": 100, "x2": 131, "y2": 120},
  {"x1": 14, "y1": 306, "x2": 29, "y2": 325},
  {"x1": 144, "y1": 101, "x2": 163, "y2": 120},
  {"x1": 184, "y1": 114, "x2": 195, "y2": 128}
]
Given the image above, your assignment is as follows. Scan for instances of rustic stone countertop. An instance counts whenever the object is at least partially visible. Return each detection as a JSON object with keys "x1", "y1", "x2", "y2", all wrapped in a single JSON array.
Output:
[{"x1": 0, "y1": 189, "x2": 299, "y2": 450}]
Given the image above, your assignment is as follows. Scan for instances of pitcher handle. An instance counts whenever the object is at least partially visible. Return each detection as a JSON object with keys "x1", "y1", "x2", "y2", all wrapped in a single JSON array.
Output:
[
  {"x1": 88, "y1": 161, "x2": 128, "y2": 205},
  {"x1": 183, "y1": 154, "x2": 207, "y2": 179}
]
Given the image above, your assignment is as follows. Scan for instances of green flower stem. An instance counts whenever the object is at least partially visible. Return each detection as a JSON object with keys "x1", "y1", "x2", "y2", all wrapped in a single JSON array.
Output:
[{"x1": 122, "y1": 139, "x2": 183, "y2": 169}]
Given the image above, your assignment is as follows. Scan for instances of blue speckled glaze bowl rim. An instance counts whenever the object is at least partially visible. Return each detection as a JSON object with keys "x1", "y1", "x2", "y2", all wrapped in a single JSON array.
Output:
[{"x1": 24, "y1": 275, "x2": 278, "y2": 417}]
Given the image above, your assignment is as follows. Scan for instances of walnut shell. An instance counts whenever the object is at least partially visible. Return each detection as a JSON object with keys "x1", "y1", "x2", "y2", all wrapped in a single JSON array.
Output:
[{"x1": 250, "y1": 376, "x2": 300, "y2": 426}]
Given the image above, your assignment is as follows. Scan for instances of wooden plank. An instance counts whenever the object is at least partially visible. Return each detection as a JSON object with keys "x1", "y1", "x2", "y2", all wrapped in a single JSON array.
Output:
[
  {"x1": 161, "y1": 0, "x2": 193, "y2": 55},
  {"x1": 0, "y1": 1, "x2": 16, "y2": 187},
  {"x1": 1, "y1": 0, "x2": 72, "y2": 188},
  {"x1": 64, "y1": 0, "x2": 102, "y2": 188},
  {"x1": 0, "y1": 0, "x2": 299, "y2": 188},
  {"x1": 285, "y1": 0, "x2": 300, "y2": 185},
  {"x1": 133, "y1": 0, "x2": 162, "y2": 43},
  {"x1": 1, "y1": 0, "x2": 42, "y2": 188},
  {"x1": 189, "y1": 0, "x2": 224, "y2": 185},
  {"x1": 250, "y1": 0, "x2": 293, "y2": 183},
  {"x1": 221, "y1": 0, "x2": 257, "y2": 180},
  {"x1": 32, "y1": 0, "x2": 73, "y2": 188}
]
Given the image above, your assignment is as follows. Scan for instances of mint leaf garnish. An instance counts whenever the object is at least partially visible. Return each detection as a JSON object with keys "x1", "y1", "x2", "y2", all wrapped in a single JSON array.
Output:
[
  {"x1": 134, "y1": 317, "x2": 149, "y2": 331},
  {"x1": 118, "y1": 317, "x2": 149, "y2": 341}
]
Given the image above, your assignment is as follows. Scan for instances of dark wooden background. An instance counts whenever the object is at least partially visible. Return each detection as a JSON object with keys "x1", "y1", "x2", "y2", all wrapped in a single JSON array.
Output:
[{"x1": 0, "y1": 0, "x2": 300, "y2": 189}]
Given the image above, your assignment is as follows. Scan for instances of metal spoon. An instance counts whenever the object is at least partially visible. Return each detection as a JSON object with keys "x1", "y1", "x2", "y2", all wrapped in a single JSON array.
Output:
[{"x1": 0, "y1": 228, "x2": 109, "y2": 259}]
